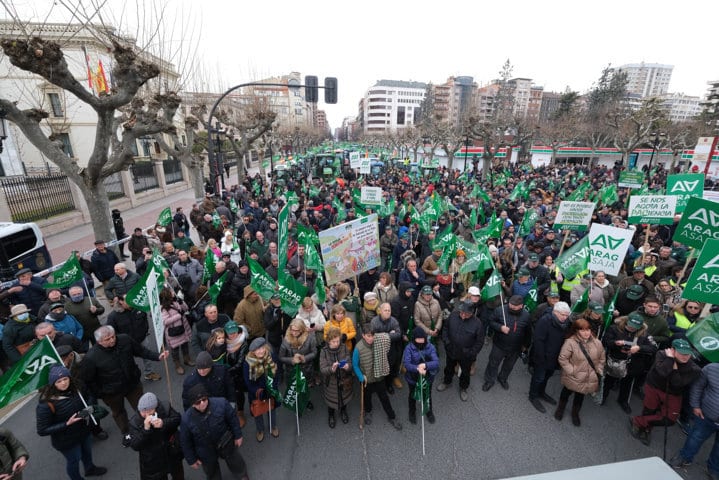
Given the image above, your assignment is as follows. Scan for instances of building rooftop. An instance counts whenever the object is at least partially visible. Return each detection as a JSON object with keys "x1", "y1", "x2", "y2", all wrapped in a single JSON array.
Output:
[{"x1": 374, "y1": 79, "x2": 427, "y2": 89}]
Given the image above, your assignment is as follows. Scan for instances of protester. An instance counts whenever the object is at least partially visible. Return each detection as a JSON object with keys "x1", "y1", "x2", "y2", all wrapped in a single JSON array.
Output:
[
  {"x1": 243, "y1": 338, "x2": 280, "y2": 442},
  {"x1": 483, "y1": 295, "x2": 531, "y2": 392},
  {"x1": 64, "y1": 286, "x2": 105, "y2": 347},
  {"x1": 319, "y1": 327, "x2": 353, "y2": 428},
  {"x1": 224, "y1": 321, "x2": 250, "y2": 428},
  {"x1": 0, "y1": 428, "x2": 28, "y2": 480},
  {"x1": 279, "y1": 319, "x2": 317, "y2": 402},
  {"x1": 159, "y1": 289, "x2": 193, "y2": 375},
  {"x1": 182, "y1": 352, "x2": 236, "y2": 410},
  {"x1": 2, "y1": 304, "x2": 39, "y2": 366},
  {"x1": 403, "y1": 326, "x2": 439, "y2": 425},
  {"x1": 529, "y1": 301, "x2": 571, "y2": 413}
]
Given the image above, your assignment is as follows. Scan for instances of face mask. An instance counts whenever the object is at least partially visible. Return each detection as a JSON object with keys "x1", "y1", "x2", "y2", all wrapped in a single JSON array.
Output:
[
  {"x1": 16, "y1": 312, "x2": 30, "y2": 321},
  {"x1": 70, "y1": 294, "x2": 84, "y2": 302},
  {"x1": 414, "y1": 341, "x2": 426, "y2": 350},
  {"x1": 50, "y1": 311, "x2": 65, "y2": 321}
]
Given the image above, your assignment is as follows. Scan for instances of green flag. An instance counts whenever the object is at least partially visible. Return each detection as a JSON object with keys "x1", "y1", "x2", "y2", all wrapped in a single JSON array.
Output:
[
  {"x1": 247, "y1": 258, "x2": 276, "y2": 301},
  {"x1": 571, "y1": 287, "x2": 590, "y2": 314},
  {"x1": 157, "y1": 207, "x2": 172, "y2": 227},
  {"x1": 283, "y1": 364, "x2": 310, "y2": 415},
  {"x1": 687, "y1": 313, "x2": 719, "y2": 362},
  {"x1": 125, "y1": 253, "x2": 166, "y2": 312},
  {"x1": 315, "y1": 273, "x2": 326, "y2": 304},
  {"x1": 0, "y1": 337, "x2": 61, "y2": 408},
  {"x1": 265, "y1": 368, "x2": 282, "y2": 404},
  {"x1": 304, "y1": 245, "x2": 324, "y2": 272},
  {"x1": 410, "y1": 209, "x2": 432, "y2": 235},
  {"x1": 309, "y1": 185, "x2": 320, "y2": 198},
  {"x1": 681, "y1": 239, "x2": 719, "y2": 304},
  {"x1": 277, "y1": 204, "x2": 290, "y2": 272},
  {"x1": 468, "y1": 208, "x2": 478, "y2": 230},
  {"x1": 44, "y1": 253, "x2": 83, "y2": 289},
  {"x1": 603, "y1": 289, "x2": 619, "y2": 331},
  {"x1": 481, "y1": 269, "x2": 503, "y2": 301},
  {"x1": 472, "y1": 216, "x2": 503, "y2": 244},
  {"x1": 297, "y1": 224, "x2": 320, "y2": 247},
  {"x1": 519, "y1": 209, "x2": 540, "y2": 237},
  {"x1": 524, "y1": 280, "x2": 539, "y2": 313},
  {"x1": 229, "y1": 197, "x2": 239, "y2": 214},
  {"x1": 508, "y1": 181, "x2": 528, "y2": 201},
  {"x1": 460, "y1": 244, "x2": 494, "y2": 274},
  {"x1": 277, "y1": 270, "x2": 308, "y2": 317},
  {"x1": 201, "y1": 250, "x2": 216, "y2": 285},
  {"x1": 412, "y1": 374, "x2": 431, "y2": 416},
  {"x1": 555, "y1": 236, "x2": 590, "y2": 279},
  {"x1": 208, "y1": 271, "x2": 228, "y2": 305},
  {"x1": 332, "y1": 198, "x2": 346, "y2": 222}
]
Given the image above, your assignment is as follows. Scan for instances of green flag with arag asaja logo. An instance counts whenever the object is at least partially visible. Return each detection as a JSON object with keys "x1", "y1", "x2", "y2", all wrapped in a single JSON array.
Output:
[
  {"x1": 555, "y1": 236, "x2": 590, "y2": 280},
  {"x1": 277, "y1": 270, "x2": 308, "y2": 317},
  {"x1": 44, "y1": 252, "x2": 83, "y2": 289},
  {"x1": 283, "y1": 364, "x2": 310, "y2": 415},
  {"x1": 481, "y1": 269, "x2": 503, "y2": 302},
  {"x1": 412, "y1": 373, "x2": 431, "y2": 416},
  {"x1": 125, "y1": 251, "x2": 167, "y2": 312},
  {"x1": 157, "y1": 207, "x2": 172, "y2": 227},
  {"x1": 208, "y1": 271, "x2": 228, "y2": 305},
  {"x1": 681, "y1": 239, "x2": 719, "y2": 304},
  {"x1": 524, "y1": 280, "x2": 539, "y2": 313},
  {"x1": 0, "y1": 337, "x2": 60, "y2": 408},
  {"x1": 247, "y1": 258, "x2": 277, "y2": 301}
]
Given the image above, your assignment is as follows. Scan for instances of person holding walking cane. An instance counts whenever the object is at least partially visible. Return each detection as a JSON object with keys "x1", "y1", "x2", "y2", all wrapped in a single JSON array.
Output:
[
  {"x1": 403, "y1": 327, "x2": 439, "y2": 425},
  {"x1": 319, "y1": 327, "x2": 353, "y2": 428}
]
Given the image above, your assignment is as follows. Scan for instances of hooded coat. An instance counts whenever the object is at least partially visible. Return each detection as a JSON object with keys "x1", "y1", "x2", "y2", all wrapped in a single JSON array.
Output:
[
  {"x1": 558, "y1": 333, "x2": 606, "y2": 394},
  {"x1": 233, "y1": 286, "x2": 265, "y2": 339},
  {"x1": 390, "y1": 282, "x2": 416, "y2": 336}
]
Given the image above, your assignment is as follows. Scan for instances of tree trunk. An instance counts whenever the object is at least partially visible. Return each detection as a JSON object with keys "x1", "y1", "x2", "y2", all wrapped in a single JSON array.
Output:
[
  {"x1": 482, "y1": 156, "x2": 492, "y2": 181},
  {"x1": 80, "y1": 179, "x2": 115, "y2": 251},
  {"x1": 189, "y1": 166, "x2": 204, "y2": 200}
]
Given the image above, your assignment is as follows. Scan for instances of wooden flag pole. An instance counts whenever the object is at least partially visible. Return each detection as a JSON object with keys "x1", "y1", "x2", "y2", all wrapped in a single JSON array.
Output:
[
  {"x1": 676, "y1": 249, "x2": 695, "y2": 288},
  {"x1": 556, "y1": 230, "x2": 571, "y2": 259},
  {"x1": 161, "y1": 346, "x2": 174, "y2": 409}
]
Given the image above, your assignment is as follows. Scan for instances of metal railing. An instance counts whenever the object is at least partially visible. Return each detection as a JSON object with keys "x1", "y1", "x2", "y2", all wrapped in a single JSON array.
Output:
[
  {"x1": 0, "y1": 174, "x2": 76, "y2": 222},
  {"x1": 163, "y1": 158, "x2": 183, "y2": 184},
  {"x1": 102, "y1": 172, "x2": 125, "y2": 199},
  {"x1": 130, "y1": 162, "x2": 159, "y2": 193}
]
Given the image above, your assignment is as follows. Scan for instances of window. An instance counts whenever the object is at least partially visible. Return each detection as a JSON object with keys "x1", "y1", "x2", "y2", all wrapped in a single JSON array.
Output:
[
  {"x1": 48, "y1": 93, "x2": 63, "y2": 117},
  {"x1": 397, "y1": 106, "x2": 406, "y2": 125},
  {"x1": 58, "y1": 133, "x2": 74, "y2": 157}
]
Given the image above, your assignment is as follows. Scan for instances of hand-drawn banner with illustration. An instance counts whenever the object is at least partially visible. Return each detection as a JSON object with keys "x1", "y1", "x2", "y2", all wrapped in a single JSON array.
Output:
[{"x1": 318, "y1": 214, "x2": 381, "y2": 285}]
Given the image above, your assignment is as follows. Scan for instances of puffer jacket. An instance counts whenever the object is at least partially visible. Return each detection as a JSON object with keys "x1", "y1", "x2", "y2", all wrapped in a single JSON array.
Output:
[
  {"x1": 263, "y1": 305, "x2": 292, "y2": 348},
  {"x1": 180, "y1": 397, "x2": 242, "y2": 466},
  {"x1": 36, "y1": 389, "x2": 92, "y2": 451},
  {"x1": 181, "y1": 364, "x2": 236, "y2": 410},
  {"x1": 559, "y1": 334, "x2": 606, "y2": 394},
  {"x1": 107, "y1": 308, "x2": 149, "y2": 344},
  {"x1": 161, "y1": 301, "x2": 191, "y2": 349},
  {"x1": 323, "y1": 316, "x2": 356, "y2": 351},
  {"x1": 441, "y1": 310, "x2": 484, "y2": 360},
  {"x1": 413, "y1": 295, "x2": 442, "y2": 335},
  {"x1": 646, "y1": 349, "x2": 701, "y2": 396},
  {"x1": 531, "y1": 311, "x2": 570, "y2": 370},
  {"x1": 319, "y1": 343, "x2": 353, "y2": 411},
  {"x1": 602, "y1": 317, "x2": 657, "y2": 377},
  {"x1": 390, "y1": 282, "x2": 416, "y2": 336},
  {"x1": 128, "y1": 402, "x2": 182, "y2": 480},
  {"x1": 402, "y1": 342, "x2": 440, "y2": 386},
  {"x1": 489, "y1": 305, "x2": 531, "y2": 352},
  {"x1": 0, "y1": 428, "x2": 29, "y2": 476}
]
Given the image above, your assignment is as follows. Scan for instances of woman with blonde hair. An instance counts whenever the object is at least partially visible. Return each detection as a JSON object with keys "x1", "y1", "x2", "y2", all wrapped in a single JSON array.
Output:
[
  {"x1": 555, "y1": 318, "x2": 605, "y2": 427},
  {"x1": 243, "y1": 338, "x2": 279, "y2": 442},
  {"x1": 279, "y1": 319, "x2": 317, "y2": 405},
  {"x1": 205, "y1": 238, "x2": 221, "y2": 260}
]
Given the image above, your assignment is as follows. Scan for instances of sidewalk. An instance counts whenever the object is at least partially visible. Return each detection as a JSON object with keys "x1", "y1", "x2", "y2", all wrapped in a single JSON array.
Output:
[{"x1": 44, "y1": 163, "x2": 260, "y2": 264}]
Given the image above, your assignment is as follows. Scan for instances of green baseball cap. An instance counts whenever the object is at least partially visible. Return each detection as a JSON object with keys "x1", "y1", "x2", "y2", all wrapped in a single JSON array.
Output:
[
  {"x1": 672, "y1": 338, "x2": 693, "y2": 355},
  {"x1": 626, "y1": 312, "x2": 644, "y2": 329}
]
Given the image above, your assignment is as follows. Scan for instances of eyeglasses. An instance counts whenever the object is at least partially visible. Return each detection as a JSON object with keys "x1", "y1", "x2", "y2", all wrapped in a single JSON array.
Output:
[
  {"x1": 686, "y1": 306, "x2": 701, "y2": 311},
  {"x1": 193, "y1": 397, "x2": 208, "y2": 406}
]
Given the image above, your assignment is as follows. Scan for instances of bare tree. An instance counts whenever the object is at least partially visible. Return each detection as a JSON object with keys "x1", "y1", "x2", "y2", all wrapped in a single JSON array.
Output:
[{"x1": 607, "y1": 97, "x2": 666, "y2": 165}]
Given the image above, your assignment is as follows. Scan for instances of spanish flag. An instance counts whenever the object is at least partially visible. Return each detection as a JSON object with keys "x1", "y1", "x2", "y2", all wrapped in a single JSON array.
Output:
[{"x1": 95, "y1": 60, "x2": 108, "y2": 94}]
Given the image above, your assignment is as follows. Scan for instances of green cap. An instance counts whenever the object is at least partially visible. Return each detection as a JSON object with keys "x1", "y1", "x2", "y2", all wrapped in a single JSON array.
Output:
[
  {"x1": 672, "y1": 338, "x2": 693, "y2": 355},
  {"x1": 626, "y1": 312, "x2": 644, "y2": 329},
  {"x1": 588, "y1": 302, "x2": 604, "y2": 314}
]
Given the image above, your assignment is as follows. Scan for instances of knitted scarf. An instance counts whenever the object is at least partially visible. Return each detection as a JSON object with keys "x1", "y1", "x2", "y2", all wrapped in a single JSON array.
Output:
[
  {"x1": 372, "y1": 332, "x2": 391, "y2": 379},
  {"x1": 246, "y1": 351, "x2": 276, "y2": 381}
]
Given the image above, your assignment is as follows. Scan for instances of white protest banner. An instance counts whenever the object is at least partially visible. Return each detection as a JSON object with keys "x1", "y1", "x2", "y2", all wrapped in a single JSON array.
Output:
[
  {"x1": 145, "y1": 269, "x2": 164, "y2": 351},
  {"x1": 587, "y1": 223, "x2": 634, "y2": 276},
  {"x1": 628, "y1": 195, "x2": 677, "y2": 225},
  {"x1": 318, "y1": 214, "x2": 381, "y2": 285},
  {"x1": 360, "y1": 186, "x2": 383, "y2": 205},
  {"x1": 554, "y1": 201, "x2": 596, "y2": 231},
  {"x1": 349, "y1": 151, "x2": 361, "y2": 168},
  {"x1": 359, "y1": 158, "x2": 371, "y2": 175}
]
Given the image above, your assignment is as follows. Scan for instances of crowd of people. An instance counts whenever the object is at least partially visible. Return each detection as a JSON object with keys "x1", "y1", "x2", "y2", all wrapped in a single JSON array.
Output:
[{"x1": 1, "y1": 158, "x2": 718, "y2": 479}]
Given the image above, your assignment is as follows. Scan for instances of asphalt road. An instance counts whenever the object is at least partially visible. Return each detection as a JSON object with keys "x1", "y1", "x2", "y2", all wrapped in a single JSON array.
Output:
[{"x1": 0, "y1": 342, "x2": 710, "y2": 480}]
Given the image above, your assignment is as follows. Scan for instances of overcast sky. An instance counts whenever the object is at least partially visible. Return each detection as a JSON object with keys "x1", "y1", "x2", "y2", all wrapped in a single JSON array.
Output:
[{"x1": 6, "y1": 0, "x2": 718, "y2": 130}]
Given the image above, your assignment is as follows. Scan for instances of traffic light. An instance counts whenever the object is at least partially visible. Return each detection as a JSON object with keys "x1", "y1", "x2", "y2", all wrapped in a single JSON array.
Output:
[
  {"x1": 324, "y1": 77, "x2": 337, "y2": 104},
  {"x1": 305, "y1": 76, "x2": 318, "y2": 103}
]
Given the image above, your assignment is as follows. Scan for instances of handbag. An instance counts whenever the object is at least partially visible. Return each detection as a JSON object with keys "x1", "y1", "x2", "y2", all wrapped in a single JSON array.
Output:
[
  {"x1": 576, "y1": 340, "x2": 604, "y2": 406},
  {"x1": 605, "y1": 337, "x2": 637, "y2": 379},
  {"x1": 167, "y1": 324, "x2": 185, "y2": 337},
  {"x1": 249, "y1": 389, "x2": 272, "y2": 418}
]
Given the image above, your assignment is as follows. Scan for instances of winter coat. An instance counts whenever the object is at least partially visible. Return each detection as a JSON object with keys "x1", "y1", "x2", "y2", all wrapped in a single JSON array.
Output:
[
  {"x1": 194, "y1": 314, "x2": 230, "y2": 351},
  {"x1": 441, "y1": 310, "x2": 484, "y2": 360},
  {"x1": 7, "y1": 277, "x2": 48, "y2": 316},
  {"x1": 402, "y1": 342, "x2": 440, "y2": 386},
  {"x1": 489, "y1": 306, "x2": 531, "y2": 352},
  {"x1": 44, "y1": 312, "x2": 83, "y2": 340},
  {"x1": 279, "y1": 331, "x2": 317, "y2": 378},
  {"x1": 531, "y1": 312, "x2": 570, "y2": 371},
  {"x1": 413, "y1": 295, "x2": 442, "y2": 335},
  {"x1": 242, "y1": 352, "x2": 279, "y2": 400},
  {"x1": 637, "y1": 307, "x2": 673, "y2": 347},
  {"x1": 128, "y1": 234, "x2": 150, "y2": 260},
  {"x1": 161, "y1": 301, "x2": 191, "y2": 349},
  {"x1": 171, "y1": 259, "x2": 203, "y2": 289},
  {"x1": 558, "y1": 334, "x2": 606, "y2": 394},
  {"x1": 81, "y1": 334, "x2": 159, "y2": 397},
  {"x1": 391, "y1": 282, "x2": 416, "y2": 336},
  {"x1": 182, "y1": 364, "x2": 236, "y2": 410},
  {"x1": 1, "y1": 316, "x2": 39, "y2": 365},
  {"x1": 233, "y1": 286, "x2": 265, "y2": 339},
  {"x1": 646, "y1": 350, "x2": 701, "y2": 396},
  {"x1": 398, "y1": 267, "x2": 425, "y2": 293},
  {"x1": 128, "y1": 402, "x2": 182, "y2": 480},
  {"x1": 90, "y1": 248, "x2": 119, "y2": 283},
  {"x1": 602, "y1": 318, "x2": 657, "y2": 377},
  {"x1": 64, "y1": 297, "x2": 104, "y2": 344},
  {"x1": 107, "y1": 308, "x2": 149, "y2": 344},
  {"x1": 359, "y1": 301, "x2": 380, "y2": 329},
  {"x1": 295, "y1": 305, "x2": 327, "y2": 332},
  {"x1": 105, "y1": 271, "x2": 141, "y2": 300},
  {"x1": 373, "y1": 282, "x2": 398, "y2": 305},
  {"x1": 323, "y1": 317, "x2": 356, "y2": 352},
  {"x1": 0, "y1": 428, "x2": 28, "y2": 477},
  {"x1": 690, "y1": 364, "x2": 719, "y2": 423},
  {"x1": 225, "y1": 326, "x2": 250, "y2": 389},
  {"x1": 36, "y1": 388, "x2": 92, "y2": 452},
  {"x1": 264, "y1": 305, "x2": 292, "y2": 348},
  {"x1": 319, "y1": 343, "x2": 353, "y2": 410},
  {"x1": 180, "y1": 397, "x2": 242, "y2": 466}
]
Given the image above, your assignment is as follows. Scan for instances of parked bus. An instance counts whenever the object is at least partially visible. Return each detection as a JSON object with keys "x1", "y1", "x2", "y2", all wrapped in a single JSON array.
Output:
[{"x1": 0, "y1": 222, "x2": 52, "y2": 274}]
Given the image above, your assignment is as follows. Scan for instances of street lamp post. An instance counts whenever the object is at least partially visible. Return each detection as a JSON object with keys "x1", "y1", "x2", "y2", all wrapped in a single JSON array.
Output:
[
  {"x1": 646, "y1": 132, "x2": 666, "y2": 180},
  {"x1": 212, "y1": 123, "x2": 226, "y2": 195},
  {"x1": 0, "y1": 108, "x2": 7, "y2": 154}
]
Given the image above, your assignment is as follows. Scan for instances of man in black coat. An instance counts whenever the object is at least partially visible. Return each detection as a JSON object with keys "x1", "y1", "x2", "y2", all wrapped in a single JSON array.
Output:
[
  {"x1": 180, "y1": 384, "x2": 248, "y2": 480},
  {"x1": 106, "y1": 296, "x2": 161, "y2": 382},
  {"x1": 483, "y1": 295, "x2": 531, "y2": 392},
  {"x1": 89, "y1": 240, "x2": 119, "y2": 288},
  {"x1": 390, "y1": 282, "x2": 416, "y2": 341},
  {"x1": 80, "y1": 325, "x2": 169, "y2": 439},
  {"x1": 2, "y1": 268, "x2": 48, "y2": 317},
  {"x1": 528, "y1": 301, "x2": 571, "y2": 413},
  {"x1": 181, "y1": 352, "x2": 236, "y2": 410},
  {"x1": 436, "y1": 301, "x2": 485, "y2": 402}
]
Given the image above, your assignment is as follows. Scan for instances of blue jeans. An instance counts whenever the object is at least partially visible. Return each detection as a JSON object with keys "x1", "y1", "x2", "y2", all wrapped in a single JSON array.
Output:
[
  {"x1": 680, "y1": 414, "x2": 719, "y2": 474},
  {"x1": 59, "y1": 434, "x2": 94, "y2": 480}
]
